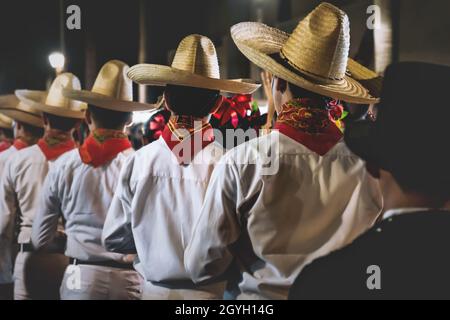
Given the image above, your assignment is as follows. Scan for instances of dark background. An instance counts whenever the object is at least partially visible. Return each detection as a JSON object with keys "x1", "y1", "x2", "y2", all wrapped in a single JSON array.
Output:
[{"x1": 0, "y1": 0, "x2": 449, "y2": 103}]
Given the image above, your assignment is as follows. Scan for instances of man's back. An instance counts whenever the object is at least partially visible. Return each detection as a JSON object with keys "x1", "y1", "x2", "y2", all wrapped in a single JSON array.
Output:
[
  {"x1": 289, "y1": 211, "x2": 450, "y2": 300},
  {"x1": 104, "y1": 138, "x2": 225, "y2": 283},
  {"x1": 186, "y1": 131, "x2": 382, "y2": 299}
]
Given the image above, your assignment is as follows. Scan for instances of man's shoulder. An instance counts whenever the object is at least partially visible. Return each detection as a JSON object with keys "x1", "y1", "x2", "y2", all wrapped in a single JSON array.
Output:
[{"x1": 290, "y1": 211, "x2": 450, "y2": 299}]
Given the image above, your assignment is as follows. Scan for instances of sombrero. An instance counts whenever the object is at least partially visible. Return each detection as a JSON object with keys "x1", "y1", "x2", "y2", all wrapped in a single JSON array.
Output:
[
  {"x1": 63, "y1": 60, "x2": 158, "y2": 112},
  {"x1": 16, "y1": 73, "x2": 86, "y2": 119},
  {"x1": 230, "y1": 2, "x2": 381, "y2": 104},
  {"x1": 0, "y1": 94, "x2": 44, "y2": 128},
  {"x1": 0, "y1": 113, "x2": 13, "y2": 130},
  {"x1": 127, "y1": 34, "x2": 261, "y2": 95}
]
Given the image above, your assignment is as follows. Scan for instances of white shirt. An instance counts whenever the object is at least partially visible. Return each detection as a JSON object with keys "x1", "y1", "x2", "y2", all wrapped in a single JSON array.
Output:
[
  {"x1": 32, "y1": 148, "x2": 134, "y2": 263},
  {"x1": 102, "y1": 137, "x2": 225, "y2": 298},
  {"x1": 185, "y1": 131, "x2": 383, "y2": 300},
  {"x1": 0, "y1": 146, "x2": 17, "y2": 177},
  {"x1": 0, "y1": 145, "x2": 54, "y2": 283},
  {"x1": 0, "y1": 145, "x2": 19, "y2": 283}
]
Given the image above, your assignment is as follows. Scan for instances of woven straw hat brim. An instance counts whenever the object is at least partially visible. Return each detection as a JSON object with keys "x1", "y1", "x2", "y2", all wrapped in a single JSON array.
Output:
[
  {"x1": 127, "y1": 64, "x2": 261, "y2": 95},
  {"x1": 231, "y1": 22, "x2": 380, "y2": 104},
  {"x1": 16, "y1": 90, "x2": 85, "y2": 119},
  {"x1": 0, "y1": 109, "x2": 43, "y2": 128},
  {"x1": 0, "y1": 117, "x2": 12, "y2": 129},
  {"x1": 62, "y1": 88, "x2": 160, "y2": 112}
]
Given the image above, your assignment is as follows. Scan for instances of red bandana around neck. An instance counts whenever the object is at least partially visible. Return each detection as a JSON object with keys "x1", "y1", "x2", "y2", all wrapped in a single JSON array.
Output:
[
  {"x1": 0, "y1": 140, "x2": 12, "y2": 153},
  {"x1": 38, "y1": 130, "x2": 76, "y2": 161},
  {"x1": 79, "y1": 129, "x2": 132, "y2": 168},
  {"x1": 162, "y1": 115, "x2": 215, "y2": 165},
  {"x1": 274, "y1": 98, "x2": 344, "y2": 156},
  {"x1": 13, "y1": 138, "x2": 31, "y2": 151}
]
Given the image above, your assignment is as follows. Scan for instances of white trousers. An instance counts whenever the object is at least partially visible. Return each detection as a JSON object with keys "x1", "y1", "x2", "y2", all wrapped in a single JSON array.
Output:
[
  {"x1": 142, "y1": 280, "x2": 225, "y2": 300},
  {"x1": 14, "y1": 252, "x2": 68, "y2": 300},
  {"x1": 60, "y1": 264, "x2": 143, "y2": 300}
]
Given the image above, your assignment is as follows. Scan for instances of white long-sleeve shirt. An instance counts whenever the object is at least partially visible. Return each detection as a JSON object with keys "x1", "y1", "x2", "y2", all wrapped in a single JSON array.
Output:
[
  {"x1": 0, "y1": 145, "x2": 19, "y2": 284},
  {"x1": 185, "y1": 131, "x2": 383, "y2": 300},
  {"x1": 0, "y1": 145, "x2": 54, "y2": 284},
  {"x1": 102, "y1": 137, "x2": 225, "y2": 299},
  {"x1": 32, "y1": 148, "x2": 134, "y2": 263}
]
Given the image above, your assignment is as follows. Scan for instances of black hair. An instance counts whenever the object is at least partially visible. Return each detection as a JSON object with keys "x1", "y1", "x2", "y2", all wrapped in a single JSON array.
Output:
[
  {"x1": 164, "y1": 84, "x2": 220, "y2": 118},
  {"x1": 43, "y1": 112, "x2": 81, "y2": 132},
  {"x1": 19, "y1": 121, "x2": 44, "y2": 138},
  {"x1": 88, "y1": 105, "x2": 132, "y2": 130},
  {"x1": 0, "y1": 128, "x2": 14, "y2": 139}
]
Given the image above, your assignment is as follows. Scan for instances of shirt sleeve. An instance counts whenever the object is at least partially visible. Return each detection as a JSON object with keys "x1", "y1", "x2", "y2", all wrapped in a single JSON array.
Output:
[
  {"x1": 102, "y1": 155, "x2": 137, "y2": 254},
  {"x1": 31, "y1": 167, "x2": 61, "y2": 250},
  {"x1": 0, "y1": 160, "x2": 18, "y2": 284},
  {"x1": 185, "y1": 158, "x2": 243, "y2": 284}
]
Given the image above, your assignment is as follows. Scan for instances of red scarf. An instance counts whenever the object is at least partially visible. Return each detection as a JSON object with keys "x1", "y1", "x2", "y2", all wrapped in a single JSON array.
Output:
[
  {"x1": 274, "y1": 99, "x2": 344, "y2": 156},
  {"x1": 0, "y1": 140, "x2": 12, "y2": 152},
  {"x1": 13, "y1": 138, "x2": 31, "y2": 150},
  {"x1": 162, "y1": 115, "x2": 215, "y2": 165},
  {"x1": 38, "y1": 130, "x2": 76, "y2": 161},
  {"x1": 79, "y1": 129, "x2": 132, "y2": 168}
]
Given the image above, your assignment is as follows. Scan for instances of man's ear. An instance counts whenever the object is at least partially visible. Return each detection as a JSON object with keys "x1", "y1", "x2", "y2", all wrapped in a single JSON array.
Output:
[
  {"x1": 209, "y1": 95, "x2": 224, "y2": 114},
  {"x1": 85, "y1": 109, "x2": 93, "y2": 125},
  {"x1": 42, "y1": 113, "x2": 49, "y2": 126},
  {"x1": 366, "y1": 162, "x2": 381, "y2": 179}
]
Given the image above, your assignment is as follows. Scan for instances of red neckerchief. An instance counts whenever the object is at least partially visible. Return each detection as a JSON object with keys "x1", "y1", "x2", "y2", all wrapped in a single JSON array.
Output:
[
  {"x1": 162, "y1": 115, "x2": 215, "y2": 165},
  {"x1": 274, "y1": 98, "x2": 344, "y2": 156},
  {"x1": 38, "y1": 130, "x2": 76, "y2": 161},
  {"x1": 0, "y1": 140, "x2": 12, "y2": 152},
  {"x1": 13, "y1": 138, "x2": 31, "y2": 150},
  {"x1": 79, "y1": 129, "x2": 132, "y2": 168}
]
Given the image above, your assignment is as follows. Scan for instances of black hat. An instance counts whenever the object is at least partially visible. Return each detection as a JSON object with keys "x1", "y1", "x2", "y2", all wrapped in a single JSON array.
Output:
[{"x1": 345, "y1": 62, "x2": 450, "y2": 191}]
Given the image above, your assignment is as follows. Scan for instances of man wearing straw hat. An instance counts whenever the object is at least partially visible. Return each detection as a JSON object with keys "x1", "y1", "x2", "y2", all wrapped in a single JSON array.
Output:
[
  {"x1": 102, "y1": 34, "x2": 259, "y2": 299},
  {"x1": 289, "y1": 62, "x2": 450, "y2": 300},
  {"x1": 185, "y1": 3, "x2": 383, "y2": 299},
  {"x1": 0, "y1": 114, "x2": 14, "y2": 153},
  {"x1": 0, "y1": 73, "x2": 85, "y2": 300},
  {"x1": 31, "y1": 60, "x2": 156, "y2": 300},
  {"x1": 0, "y1": 96, "x2": 44, "y2": 300}
]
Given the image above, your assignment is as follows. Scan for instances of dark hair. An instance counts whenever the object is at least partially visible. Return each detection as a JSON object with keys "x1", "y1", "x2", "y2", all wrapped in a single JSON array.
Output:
[
  {"x1": 43, "y1": 113, "x2": 81, "y2": 132},
  {"x1": 0, "y1": 128, "x2": 14, "y2": 139},
  {"x1": 19, "y1": 121, "x2": 44, "y2": 138},
  {"x1": 164, "y1": 84, "x2": 220, "y2": 118},
  {"x1": 88, "y1": 105, "x2": 132, "y2": 130}
]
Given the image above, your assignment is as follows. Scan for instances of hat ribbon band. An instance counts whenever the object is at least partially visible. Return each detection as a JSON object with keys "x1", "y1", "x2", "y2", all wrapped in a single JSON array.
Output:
[{"x1": 277, "y1": 50, "x2": 344, "y2": 85}]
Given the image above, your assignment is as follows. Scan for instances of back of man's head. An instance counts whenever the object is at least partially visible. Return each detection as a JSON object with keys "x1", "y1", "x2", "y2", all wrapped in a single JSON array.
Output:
[
  {"x1": 43, "y1": 113, "x2": 81, "y2": 132},
  {"x1": 87, "y1": 105, "x2": 132, "y2": 131},
  {"x1": 164, "y1": 84, "x2": 220, "y2": 118},
  {"x1": 18, "y1": 121, "x2": 44, "y2": 139}
]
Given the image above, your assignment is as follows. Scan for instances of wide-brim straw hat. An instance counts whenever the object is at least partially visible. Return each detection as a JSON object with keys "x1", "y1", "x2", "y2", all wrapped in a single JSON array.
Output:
[
  {"x1": 63, "y1": 60, "x2": 159, "y2": 112},
  {"x1": 231, "y1": 2, "x2": 380, "y2": 104},
  {"x1": 128, "y1": 34, "x2": 261, "y2": 95},
  {"x1": 0, "y1": 113, "x2": 13, "y2": 129},
  {"x1": 16, "y1": 73, "x2": 86, "y2": 119},
  {"x1": 0, "y1": 94, "x2": 44, "y2": 128}
]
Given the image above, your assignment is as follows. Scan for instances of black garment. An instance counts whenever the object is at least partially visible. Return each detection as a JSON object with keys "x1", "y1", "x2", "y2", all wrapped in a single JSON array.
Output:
[{"x1": 289, "y1": 211, "x2": 450, "y2": 300}]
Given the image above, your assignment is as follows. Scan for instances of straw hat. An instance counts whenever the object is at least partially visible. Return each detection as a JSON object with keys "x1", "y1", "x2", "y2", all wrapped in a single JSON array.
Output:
[
  {"x1": 63, "y1": 60, "x2": 158, "y2": 112},
  {"x1": 231, "y1": 2, "x2": 380, "y2": 104},
  {"x1": 127, "y1": 34, "x2": 261, "y2": 94},
  {"x1": 0, "y1": 94, "x2": 44, "y2": 128},
  {"x1": 16, "y1": 73, "x2": 86, "y2": 119},
  {"x1": 0, "y1": 113, "x2": 13, "y2": 129}
]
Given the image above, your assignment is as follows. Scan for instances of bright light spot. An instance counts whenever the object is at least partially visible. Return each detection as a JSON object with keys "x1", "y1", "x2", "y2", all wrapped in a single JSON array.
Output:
[
  {"x1": 48, "y1": 52, "x2": 65, "y2": 70},
  {"x1": 132, "y1": 111, "x2": 155, "y2": 124}
]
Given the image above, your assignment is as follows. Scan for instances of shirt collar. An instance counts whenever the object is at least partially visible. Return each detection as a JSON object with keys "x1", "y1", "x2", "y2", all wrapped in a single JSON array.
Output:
[{"x1": 383, "y1": 207, "x2": 448, "y2": 220}]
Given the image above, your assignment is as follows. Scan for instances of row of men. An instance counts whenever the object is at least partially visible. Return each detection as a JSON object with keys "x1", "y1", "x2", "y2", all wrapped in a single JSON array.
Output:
[{"x1": 1, "y1": 2, "x2": 449, "y2": 300}]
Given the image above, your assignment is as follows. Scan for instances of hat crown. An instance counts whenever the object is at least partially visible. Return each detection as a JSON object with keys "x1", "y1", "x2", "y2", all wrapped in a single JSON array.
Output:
[
  {"x1": 171, "y1": 34, "x2": 220, "y2": 79},
  {"x1": 281, "y1": 2, "x2": 350, "y2": 82},
  {"x1": 46, "y1": 73, "x2": 86, "y2": 112},
  {"x1": 92, "y1": 60, "x2": 133, "y2": 102}
]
